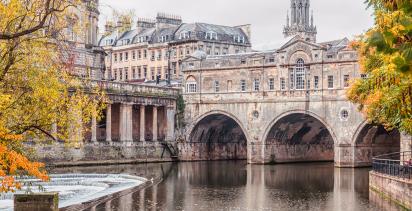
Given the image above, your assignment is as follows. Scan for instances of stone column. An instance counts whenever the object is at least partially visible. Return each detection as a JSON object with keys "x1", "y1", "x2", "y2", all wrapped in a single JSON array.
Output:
[
  {"x1": 120, "y1": 103, "x2": 133, "y2": 142},
  {"x1": 91, "y1": 113, "x2": 97, "y2": 143},
  {"x1": 153, "y1": 106, "x2": 158, "y2": 141},
  {"x1": 166, "y1": 107, "x2": 175, "y2": 141},
  {"x1": 140, "y1": 105, "x2": 145, "y2": 142},
  {"x1": 106, "y1": 104, "x2": 112, "y2": 142}
]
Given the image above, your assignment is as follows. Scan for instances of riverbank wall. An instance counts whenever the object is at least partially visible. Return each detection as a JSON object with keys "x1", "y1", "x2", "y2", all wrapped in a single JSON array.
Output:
[
  {"x1": 30, "y1": 142, "x2": 176, "y2": 167},
  {"x1": 369, "y1": 171, "x2": 412, "y2": 210}
]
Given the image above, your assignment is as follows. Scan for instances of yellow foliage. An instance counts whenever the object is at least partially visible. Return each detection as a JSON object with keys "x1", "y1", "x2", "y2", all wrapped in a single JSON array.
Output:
[{"x1": 0, "y1": 0, "x2": 105, "y2": 192}]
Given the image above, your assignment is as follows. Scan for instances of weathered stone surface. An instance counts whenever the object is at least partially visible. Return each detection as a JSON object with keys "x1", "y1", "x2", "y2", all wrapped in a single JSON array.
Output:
[
  {"x1": 14, "y1": 192, "x2": 59, "y2": 211},
  {"x1": 369, "y1": 171, "x2": 412, "y2": 210},
  {"x1": 31, "y1": 142, "x2": 176, "y2": 166}
]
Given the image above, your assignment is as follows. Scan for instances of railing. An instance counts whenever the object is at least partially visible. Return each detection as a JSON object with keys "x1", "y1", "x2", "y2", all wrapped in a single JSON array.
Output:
[
  {"x1": 88, "y1": 80, "x2": 181, "y2": 97},
  {"x1": 372, "y1": 151, "x2": 412, "y2": 180}
]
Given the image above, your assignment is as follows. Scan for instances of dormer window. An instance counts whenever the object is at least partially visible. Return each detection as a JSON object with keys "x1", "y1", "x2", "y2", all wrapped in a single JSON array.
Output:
[
  {"x1": 234, "y1": 35, "x2": 245, "y2": 43},
  {"x1": 179, "y1": 31, "x2": 190, "y2": 39},
  {"x1": 205, "y1": 31, "x2": 217, "y2": 40}
]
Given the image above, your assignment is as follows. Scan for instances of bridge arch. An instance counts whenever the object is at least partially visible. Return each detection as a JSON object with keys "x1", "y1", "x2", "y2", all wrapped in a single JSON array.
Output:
[
  {"x1": 182, "y1": 110, "x2": 249, "y2": 161},
  {"x1": 262, "y1": 110, "x2": 337, "y2": 163},
  {"x1": 352, "y1": 121, "x2": 400, "y2": 166}
]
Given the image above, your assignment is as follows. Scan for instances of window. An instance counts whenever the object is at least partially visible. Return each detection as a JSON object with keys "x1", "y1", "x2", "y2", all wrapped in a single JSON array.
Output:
[
  {"x1": 113, "y1": 69, "x2": 118, "y2": 80},
  {"x1": 157, "y1": 67, "x2": 162, "y2": 78},
  {"x1": 328, "y1": 75, "x2": 334, "y2": 89},
  {"x1": 125, "y1": 52, "x2": 128, "y2": 61},
  {"x1": 119, "y1": 68, "x2": 123, "y2": 80},
  {"x1": 327, "y1": 55, "x2": 333, "y2": 59},
  {"x1": 223, "y1": 48, "x2": 228, "y2": 55},
  {"x1": 186, "y1": 82, "x2": 197, "y2": 93},
  {"x1": 254, "y1": 79, "x2": 260, "y2": 91},
  {"x1": 186, "y1": 47, "x2": 190, "y2": 55},
  {"x1": 269, "y1": 57, "x2": 275, "y2": 63},
  {"x1": 114, "y1": 54, "x2": 118, "y2": 62},
  {"x1": 179, "y1": 31, "x2": 190, "y2": 39},
  {"x1": 151, "y1": 51, "x2": 155, "y2": 61},
  {"x1": 215, "y1": 47, "x2": 220, "y2": 55},
  {"x1": 137, "y1": 66, "x2": 141, "y2": 79},
  {"x1": 241, "y1": 59, "x2": 246, "y2": 64},
  {"x1": 132, "y1": 51, "x2": 136, "y2": 60},
  {"x1": 124, "y1": 67, "x2": 128, "y2": 80},
  {"x1": 138, "y1": 50, "x2": 141, "y2": 59},
  {"x1": 234, "y1": 35, "x2": 245, "y2": 43},
  {"x1": 157, "y1": 50, "x2": 162, "y2": 61},
  {"x1": 240, "y1": 80, "x2": 246, "y2": 92},
  {"x1": 292, "y1": 59, "x2": 306, "y2": 90},
  {"x1": 132, "y1": 67, "x2": 136, "y2": 79},
  {"x1": 205, "y1": 31, "x2": 217, "y2": 40},
  {"x1": 361, "y1": 74, "x2": 367, "y2": 79},
  {"x1": 150, "y1": 68, "x2": 155, "y2": 80},
  {"x1": 206, "y1": 46, "x2": 212, "y2": 55},
  {"x1": 214, "y1": 81, "x2": 220, "y2": 92},
  {"x1": 280, "y1": 77, "x2": 286, "y2": 90},
  {"x1": 314, "y1": 76, "x2": 319, "y2": 89},
  {"x1": 341, "y1": 109, "x2": 349, "y2": 120},
  {"x1": 143, "y1": 66, "x2": 147, "y2": 78},
  {"x1": 344, "y1": 75, "x2": 350, "y2": 88},
  {"x1": 119, "y1": 53, "x2": 123, "y2": 62},
  {"x1": 269, "y1": 78, "x2": 275, "y2": 90},
  {"x1": 143, "y1": 50, "x2": 147, "y2": 59}
]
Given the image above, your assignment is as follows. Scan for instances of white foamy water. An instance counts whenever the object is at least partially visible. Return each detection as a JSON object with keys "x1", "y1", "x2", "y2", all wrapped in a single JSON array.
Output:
[{"x1": 0, "y1": 174, "x2": 147, "y2": 211}]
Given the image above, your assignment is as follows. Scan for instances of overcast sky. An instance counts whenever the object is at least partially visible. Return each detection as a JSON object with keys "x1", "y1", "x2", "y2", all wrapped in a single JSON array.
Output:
[{"x1": 99, "y1": 0, "x2": 374, "y2": 50}]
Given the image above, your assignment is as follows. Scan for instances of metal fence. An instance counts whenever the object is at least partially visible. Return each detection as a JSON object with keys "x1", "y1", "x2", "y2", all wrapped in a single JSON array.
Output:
[{"x1": 372, "y1": 151, "x2": 412, "y2": 180}]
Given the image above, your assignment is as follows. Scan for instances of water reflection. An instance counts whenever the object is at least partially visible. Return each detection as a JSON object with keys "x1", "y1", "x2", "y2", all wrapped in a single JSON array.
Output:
[{"x1": 51, "y1": 162, "x2": 391, "y2": 211}]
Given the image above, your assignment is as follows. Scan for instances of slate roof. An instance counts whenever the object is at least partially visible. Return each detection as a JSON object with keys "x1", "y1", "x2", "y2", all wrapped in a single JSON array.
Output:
[{"x1": 99, "y1": 22, "x2": 251, "y2": 47}]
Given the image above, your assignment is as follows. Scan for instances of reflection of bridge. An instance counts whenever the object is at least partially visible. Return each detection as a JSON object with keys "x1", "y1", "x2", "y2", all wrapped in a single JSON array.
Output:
[{"x1": 179, "y1": 37, "x2": 409, "y2": 167}]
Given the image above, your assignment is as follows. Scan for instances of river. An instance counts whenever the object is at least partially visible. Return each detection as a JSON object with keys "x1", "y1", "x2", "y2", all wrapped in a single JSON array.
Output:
[{"x1": 50, "y1": 161, "x2": 399, "y2": 211}]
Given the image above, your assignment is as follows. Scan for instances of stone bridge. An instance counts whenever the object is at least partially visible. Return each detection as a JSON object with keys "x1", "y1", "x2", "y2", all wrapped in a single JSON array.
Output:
[{"x1": 179, "y1": 38, "x2": 404, "y2": 167}]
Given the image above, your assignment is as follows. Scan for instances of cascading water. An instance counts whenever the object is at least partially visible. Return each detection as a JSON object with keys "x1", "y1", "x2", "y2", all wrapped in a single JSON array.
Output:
[{"x1": 0, "y1": 174, "x2": 147, "y2": 211}]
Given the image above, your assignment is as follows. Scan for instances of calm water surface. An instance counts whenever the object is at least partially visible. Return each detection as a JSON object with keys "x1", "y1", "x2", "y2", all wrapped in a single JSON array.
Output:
[{"x1": 51, "y1": 161, "x2": 394, "y2": 211}]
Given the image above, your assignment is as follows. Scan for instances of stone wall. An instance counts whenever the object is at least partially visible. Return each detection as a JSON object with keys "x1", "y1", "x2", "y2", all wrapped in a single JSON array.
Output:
[
  {"x1": 369, "y1": 171, "x2": 412, "y2": 210},
  {"x1": 178, "y1": 143, "x2": 247, "y2": 161},
  {"x1": 31, "y1": 142, "x2": 176, "y2": 166}
]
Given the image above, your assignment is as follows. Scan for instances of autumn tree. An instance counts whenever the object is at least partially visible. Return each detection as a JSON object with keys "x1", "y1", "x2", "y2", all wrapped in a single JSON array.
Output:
[
  {"x1": 348, "y1": 0, "x2": 412, "y2": 135},
  {"x1": 0, "y1": 0, "x2": 104, "y2": 192}
]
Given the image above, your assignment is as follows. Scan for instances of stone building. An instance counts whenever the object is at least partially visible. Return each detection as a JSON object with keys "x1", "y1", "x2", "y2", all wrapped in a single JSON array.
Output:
[
  {"x1": 65, "y1": 0, "x2": 105, "y2": 79},
  {"x1": 98, "y1": 13, "x2": 252, "y2": 85},
  {"x1": 180, "y1": 0, "x2": 402, "y2": 167}
]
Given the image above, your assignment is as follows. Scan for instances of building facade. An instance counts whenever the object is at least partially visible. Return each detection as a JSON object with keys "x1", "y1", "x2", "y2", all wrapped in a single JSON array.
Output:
[
  {"x1": 180, "y1": 0, "x2": 402, "y2": 167},
  {"x1": 64, "y1": 0, "x2": 105, "y2": 79},
  {"x1": 98, "y1": 13, "x2": 252, "y2": 85}
]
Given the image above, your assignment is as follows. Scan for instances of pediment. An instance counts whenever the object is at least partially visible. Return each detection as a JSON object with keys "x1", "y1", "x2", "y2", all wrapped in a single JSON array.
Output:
[{"x1": 277, "y1": 35, "x2": 324, "y2": 52}]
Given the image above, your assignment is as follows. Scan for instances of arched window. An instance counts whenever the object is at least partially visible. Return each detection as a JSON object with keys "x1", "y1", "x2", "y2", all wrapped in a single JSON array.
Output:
[
  {"x1": 186, "y1": 76, "x2": 197, "y2": 93},
  {"x1": 290, "y1": 58, "x2": 306, "y2": 90}
]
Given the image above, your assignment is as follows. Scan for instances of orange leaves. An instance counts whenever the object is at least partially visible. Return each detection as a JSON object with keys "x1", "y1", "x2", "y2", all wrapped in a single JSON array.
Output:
[{"x1": 0, "y1": 144, "x2": 49, "y2": 193}]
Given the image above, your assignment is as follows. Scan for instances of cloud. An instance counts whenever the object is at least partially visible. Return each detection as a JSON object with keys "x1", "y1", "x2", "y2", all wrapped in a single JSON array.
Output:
[{"x1": 99, "y1": 0, "x2": 374, "y2": 50}]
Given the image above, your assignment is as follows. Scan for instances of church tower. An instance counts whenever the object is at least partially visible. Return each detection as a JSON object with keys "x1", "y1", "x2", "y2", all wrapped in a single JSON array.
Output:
[{"x1": 283, "y1": 0, "x2": 317, "y2": 42}]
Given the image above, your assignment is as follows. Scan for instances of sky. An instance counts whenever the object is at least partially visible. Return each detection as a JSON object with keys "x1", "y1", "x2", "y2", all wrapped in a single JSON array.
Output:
[{"x1": 98, "y1": 0, "x2": 374, "y2": 50}]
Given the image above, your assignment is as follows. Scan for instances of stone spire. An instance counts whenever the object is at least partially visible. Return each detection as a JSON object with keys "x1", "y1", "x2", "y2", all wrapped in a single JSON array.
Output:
[{"x1": 283, "y1": 0, "x2": 317, "y2": 42}]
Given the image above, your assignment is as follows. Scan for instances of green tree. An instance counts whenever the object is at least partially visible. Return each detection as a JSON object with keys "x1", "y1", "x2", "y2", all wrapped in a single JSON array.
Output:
[{"x1": 348, "y1": 0, "x2": 412, "y2": 134}]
